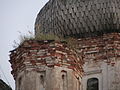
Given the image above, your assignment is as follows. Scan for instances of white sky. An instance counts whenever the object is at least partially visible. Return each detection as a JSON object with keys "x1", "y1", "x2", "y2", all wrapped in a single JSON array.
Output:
[{"x1": 0, "y1": 0, "x2": 49, "y2": 90}]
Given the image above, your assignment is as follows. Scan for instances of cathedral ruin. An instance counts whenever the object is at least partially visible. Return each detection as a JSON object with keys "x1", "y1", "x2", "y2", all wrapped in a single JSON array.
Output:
[{"x1": 10, "y1": 0, "x2": 120, "y2": 90}]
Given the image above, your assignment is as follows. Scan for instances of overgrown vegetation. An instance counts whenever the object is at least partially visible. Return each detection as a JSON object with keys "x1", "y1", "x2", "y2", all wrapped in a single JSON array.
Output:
[
  {"x1": 13, "y1": 31, "x2": 34, "y2": 48},
  {"x1": 13, "y1": 31, "x2": 79, "y2": 50},
  {"x1": 35, "y1": 33, "x2": 63, "y2": 41},
  {"x1": 64, "y1": 37, "x2": 79, "y2": 50}
]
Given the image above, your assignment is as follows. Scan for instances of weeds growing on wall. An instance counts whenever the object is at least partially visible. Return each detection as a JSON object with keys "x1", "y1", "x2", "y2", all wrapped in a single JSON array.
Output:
[
  {"x1": 13, "y1": 31, "x2": 79, "y2": 50},
  {"x1": 64, "y1": 37, "x2": 79, "y2": 50},
  {"x1": 13, "y1": 31, "x2": 34, "y2": 48},
  {"x1": 35, "y1": 33, "x2": 63, "y2": 41}
]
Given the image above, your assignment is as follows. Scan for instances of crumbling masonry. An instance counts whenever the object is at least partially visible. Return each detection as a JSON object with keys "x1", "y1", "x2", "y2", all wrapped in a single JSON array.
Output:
[
  {"x1": 10, "y1": 33, "x2": 120, "y2": 90},
  {"x1": 9, "y1": 0, "x2": 120, "y2": 90}
]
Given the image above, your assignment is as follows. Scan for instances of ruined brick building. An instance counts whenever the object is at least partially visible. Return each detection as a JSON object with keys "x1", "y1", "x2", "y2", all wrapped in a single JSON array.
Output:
[{"x1": 10, "y1": 0, "x2": 120, "y2": 90}]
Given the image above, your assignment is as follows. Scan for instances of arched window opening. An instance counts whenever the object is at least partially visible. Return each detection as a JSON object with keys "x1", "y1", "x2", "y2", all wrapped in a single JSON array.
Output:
[
  {"x1": 39, "y1": 71, "x2": 46, "y2": 89},
  {"x1": 62, "y1": 74, "x2": 65, "y2": 79},
  {"x1": 87, "y1": 78, "x2": 99, "y2": 90},
  {"x1": 40, "y1": 75, "x2": 44, "y2": 85},
  {"x1": 61, "y1": 70, "x2": 67, "y2": 90}
]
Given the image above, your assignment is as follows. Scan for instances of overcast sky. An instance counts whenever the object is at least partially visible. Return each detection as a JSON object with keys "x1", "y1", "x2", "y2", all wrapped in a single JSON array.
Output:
[{"x1": 0, "y1": 0, "x2": 49, "y2": 89}]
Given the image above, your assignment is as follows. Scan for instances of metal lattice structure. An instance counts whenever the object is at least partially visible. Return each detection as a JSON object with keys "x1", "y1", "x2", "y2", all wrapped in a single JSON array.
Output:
[{"x1": 35, "y1": 0, "x2": 120, "y2": 38}]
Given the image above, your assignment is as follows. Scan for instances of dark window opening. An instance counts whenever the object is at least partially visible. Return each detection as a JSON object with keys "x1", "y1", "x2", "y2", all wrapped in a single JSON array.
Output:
[
  {"x1": 87, "y1": 78, "x2": 99, "y2": 90},
  {"x1": 39, "y1": 71, "x2": 46, "y2": 89},
  {"x1": 61, "y1": 71, "x2": 67, "y2": 90},
  {"x1": 62, "y1": 75, "x2": 65, "y2": 79},
  {"x1": 40, "y1": 75, "x2": 44, "y2": 85}
]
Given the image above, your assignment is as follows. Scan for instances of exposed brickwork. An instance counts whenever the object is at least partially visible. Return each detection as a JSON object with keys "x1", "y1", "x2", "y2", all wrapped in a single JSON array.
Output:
[
  {"x1": 9, "y1": 32, "x2": 120, "y2": 90},
  {"x1": 77, "y1": 33, "x2": 120, "y2": 66},
  {"x1": 10, "y1": 40, "x2": 83, "y2": 79},
  {"x1": 9, "y1": 33, "x2": 120, "y2": 79}
]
